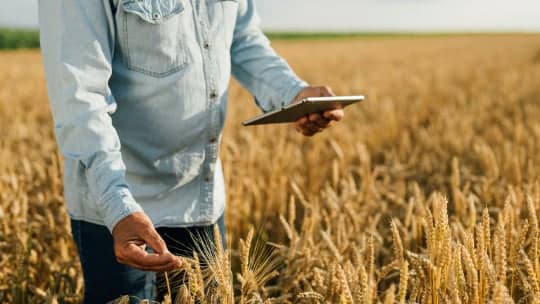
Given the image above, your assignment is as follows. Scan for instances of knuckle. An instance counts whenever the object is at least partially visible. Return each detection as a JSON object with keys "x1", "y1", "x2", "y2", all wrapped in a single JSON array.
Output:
[
  {"x1": 161, "y1": 252, "x2": 173, "y2": 262},
  {"x1": 115, "y1": 255, "x2": 125, "y2": 264},
  {"x1": 115, "y1": 249, "x2": 129, "y2": 261},
  {"x1": 114, "y1": 248, "x2": 123, "y2": 259}
]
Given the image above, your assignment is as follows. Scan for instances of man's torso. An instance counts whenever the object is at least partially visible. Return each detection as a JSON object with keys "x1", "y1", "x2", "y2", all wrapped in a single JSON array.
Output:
[{"x1": 65, "y1": 0, "x2": 239, "y2": 227}]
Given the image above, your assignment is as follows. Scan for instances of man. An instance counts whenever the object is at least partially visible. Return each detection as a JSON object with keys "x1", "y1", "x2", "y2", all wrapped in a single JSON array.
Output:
[{"x1": 39, "y1": 0, "x2": 344, "y2": 302}]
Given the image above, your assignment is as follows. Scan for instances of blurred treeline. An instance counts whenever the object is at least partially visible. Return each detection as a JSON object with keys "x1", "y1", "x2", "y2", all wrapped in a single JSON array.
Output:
[
  {"x1": 0, "y1": 29, "x2": 494, "y2": 49},
  {"x1": 0, "y1": 29, "x2": 39, "y2": 49}
]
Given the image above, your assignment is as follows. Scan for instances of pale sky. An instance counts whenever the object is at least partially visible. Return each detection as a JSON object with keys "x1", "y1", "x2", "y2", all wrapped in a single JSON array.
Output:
[{"x1": 1, "y1": 0, "x2": 539, "y2": 32}]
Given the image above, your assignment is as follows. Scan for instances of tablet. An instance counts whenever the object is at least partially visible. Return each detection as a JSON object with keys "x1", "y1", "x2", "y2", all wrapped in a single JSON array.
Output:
[{"x1": 242, "y1": 95, "x2": 365, "y2": 126}]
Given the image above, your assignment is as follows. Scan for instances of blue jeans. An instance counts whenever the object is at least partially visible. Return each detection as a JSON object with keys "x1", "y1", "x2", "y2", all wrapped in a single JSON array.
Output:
[{"x1": 70, "y1": 214, "x2": 226, "y2": 303}]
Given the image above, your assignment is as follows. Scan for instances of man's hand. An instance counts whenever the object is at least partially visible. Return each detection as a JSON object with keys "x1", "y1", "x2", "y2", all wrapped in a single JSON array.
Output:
[
  {"x1": 112, "y1": 211, "x2": 182, "y2": 272},
  {"x1": 293, "y1": 86, "x2": 345, "y2": 136}
]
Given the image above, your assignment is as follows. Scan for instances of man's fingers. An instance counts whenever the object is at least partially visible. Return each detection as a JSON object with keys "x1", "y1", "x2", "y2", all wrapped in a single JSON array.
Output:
[
  {"x1": 127, "y1": 257, "x2": 181, "y2": 272},
  {"x1": 308, "y1": 113, "x2": 330, "y2": 128},
  {"x1": 141, "y1": 227, "x2": 167, "y2": 254},
  {"x1": 305, "y1": 122, "x2": 322, "y2": 133},
  {"x1": 126, "y1": 243, "x2": 172, "y2": 265},
  {"x1": 126, "y1": 260, "x2": 181, "y2": 272},
  {"x1": 296, "y1": 116, "x2": 309, "y2": 125},
  {"x1": 323, "y1": 109, "x2": 344, "y2": 122},
  {"x1": 116, "y1": 240, "x2": 183, "y2": 271},
  {"x1": 294, "y1": 115, "x2": 324, "y2": 136},
  {"x1": 118, "y1": 250, "x2": 179, "y2": 272},
  {"x1": 296, "y1": 115, "x2": 321, "y2": 131},
  {"x1": 294, "y1": 121, "x2": 316, "y2": 136},
  {"x1": 120, "y1": 243, "x2": 178, "y2": 268},
  {"x1": 291, "y1": 86, "x2": 342, "y2": 136},
  {"x1": 301, "y1": 129, "x2": 317, "y2": 136},
  {"x1": 112, "y1": 212, "x2": 183, "y2": 271}
]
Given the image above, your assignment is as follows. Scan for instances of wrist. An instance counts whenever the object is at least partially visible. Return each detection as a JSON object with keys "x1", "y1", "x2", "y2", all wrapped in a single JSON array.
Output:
[{"x1": 285, "y1": 81, "x2": 310, "y2": 106}]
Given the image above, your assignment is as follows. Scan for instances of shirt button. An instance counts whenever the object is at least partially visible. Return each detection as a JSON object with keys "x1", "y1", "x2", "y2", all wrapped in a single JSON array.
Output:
[
  {"x1": 204, "y1": 175, "x2": 211, "y2": 182},
  {"x1": 210, "y1": 91, "x2": 218, "y2": 99},
  {"x1": 210, "y1": 137, "x2": 217, "y2": 143},
  {"x1": 203, "y1": 42, "x2": 210, "y2": 49},
  {"x1": 152, "y1": 13, "x2": 161, "y2": 20}
]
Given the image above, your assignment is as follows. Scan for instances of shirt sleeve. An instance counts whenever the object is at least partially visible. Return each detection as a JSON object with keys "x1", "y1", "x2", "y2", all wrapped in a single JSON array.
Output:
[
  {"x1": 230, "y1": 0, "x2": 309, "y2": 113},
  {"x1": 39, "y1": 0, "x2": 143, "y2": 232}
]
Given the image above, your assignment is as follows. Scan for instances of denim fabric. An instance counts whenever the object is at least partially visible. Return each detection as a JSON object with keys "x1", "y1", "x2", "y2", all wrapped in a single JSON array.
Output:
[
  {"x1": 38, "y1": 0, "x2": 308, "y2": 232},
  {"x1": 71, "y1": 219, "x2": 153, "y2": 304},
  {"x1": 71, "y1": 215, "x2": 226, "y2": 303}
]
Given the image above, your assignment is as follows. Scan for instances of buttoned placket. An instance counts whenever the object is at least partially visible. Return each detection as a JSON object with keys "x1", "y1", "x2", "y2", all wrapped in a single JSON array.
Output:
[{"x1": 192, "y1": 0, "x2": 219, "y2": 221}]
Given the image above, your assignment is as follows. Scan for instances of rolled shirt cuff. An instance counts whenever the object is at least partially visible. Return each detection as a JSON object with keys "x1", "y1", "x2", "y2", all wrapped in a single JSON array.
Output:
[
  {"x1": 97, "y1": 187, "x2": 144, "y2": 233},
  {"x1": 282, "y1": 78, "x2": 310, "y2": 108},
  {"x1": 257, "y1": 78, "x2": 309, "y2": 113}
]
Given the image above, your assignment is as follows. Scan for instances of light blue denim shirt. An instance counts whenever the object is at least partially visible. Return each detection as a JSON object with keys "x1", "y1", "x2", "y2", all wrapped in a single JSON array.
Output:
[{"x1": 38, "y1": 0, "x2": 308, "y2": 232}]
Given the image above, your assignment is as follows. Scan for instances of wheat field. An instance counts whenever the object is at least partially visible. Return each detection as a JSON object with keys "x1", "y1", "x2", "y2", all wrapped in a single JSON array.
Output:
[{"x1": 1, "y1": 34, "x2": 540, "y2": 303}]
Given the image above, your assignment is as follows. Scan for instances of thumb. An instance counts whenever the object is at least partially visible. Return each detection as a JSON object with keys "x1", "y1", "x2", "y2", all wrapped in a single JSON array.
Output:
[
  {"x1": 142, "y1": 227, "x2": 183, "y2": 268},
  {"x1": 319, "y1": 86, "x2": 335, "y2": 97}
]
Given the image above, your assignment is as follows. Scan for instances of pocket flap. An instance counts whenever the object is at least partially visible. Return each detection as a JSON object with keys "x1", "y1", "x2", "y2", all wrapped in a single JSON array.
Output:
[{"x1": 122, "y1": 0, "x2": 184, "y2": 24}]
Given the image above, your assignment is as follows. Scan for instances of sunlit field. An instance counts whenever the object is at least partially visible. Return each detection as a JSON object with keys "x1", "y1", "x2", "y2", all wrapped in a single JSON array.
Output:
[{"x1": 1, "y1": 34, "x2": 540, "y2": 303}]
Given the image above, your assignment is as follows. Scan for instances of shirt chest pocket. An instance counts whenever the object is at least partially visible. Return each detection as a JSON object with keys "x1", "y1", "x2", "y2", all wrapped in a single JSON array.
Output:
[{"x1": 120, "y1": 0, "x2": 189, "y2": 77}]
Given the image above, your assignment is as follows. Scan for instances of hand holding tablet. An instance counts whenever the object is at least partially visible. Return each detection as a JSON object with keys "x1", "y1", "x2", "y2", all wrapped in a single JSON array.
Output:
[{"x1": 242, "y1": 95, "x2": 365, "y2": 126}]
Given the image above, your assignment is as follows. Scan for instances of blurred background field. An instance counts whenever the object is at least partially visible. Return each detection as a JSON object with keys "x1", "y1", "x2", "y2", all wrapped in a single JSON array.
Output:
[{"x1": 2, "y1": 34, "x2": 540, "y2": 303}]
